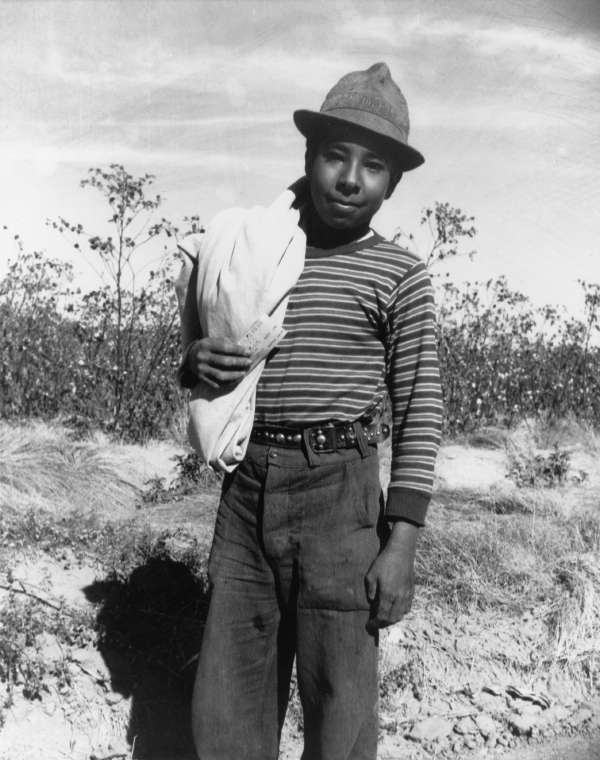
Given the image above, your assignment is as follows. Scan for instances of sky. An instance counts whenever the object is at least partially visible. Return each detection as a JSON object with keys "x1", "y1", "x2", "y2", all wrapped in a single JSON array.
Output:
[{"x1": 1, "y1": 0, "x2": 599, "y2": 316}]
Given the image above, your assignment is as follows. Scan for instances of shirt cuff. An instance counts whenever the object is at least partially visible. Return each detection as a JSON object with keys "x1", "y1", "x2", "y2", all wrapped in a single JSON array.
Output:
[{"x1": 385, "y1": 487, "x2": 430, "y2": 527}]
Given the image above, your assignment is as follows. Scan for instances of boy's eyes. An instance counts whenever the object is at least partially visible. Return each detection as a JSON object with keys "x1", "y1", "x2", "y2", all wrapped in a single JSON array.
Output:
[{"x1": 321, "y1": 150, "x2": 386, "y2": 172}]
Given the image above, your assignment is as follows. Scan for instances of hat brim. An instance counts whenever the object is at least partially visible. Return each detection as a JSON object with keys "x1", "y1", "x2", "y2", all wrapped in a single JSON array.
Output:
[{"x1": 293, "y1": 109, "x2": 425, "y2": 172}]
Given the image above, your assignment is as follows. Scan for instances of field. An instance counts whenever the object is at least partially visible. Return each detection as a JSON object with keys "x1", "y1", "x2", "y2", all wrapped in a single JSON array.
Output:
[
  {"x1": 1, "y1": 418, "x2": 599, "y2": 760},
  {"x1": 1, "y1": 167, "x2": 599, "y2": 757}
]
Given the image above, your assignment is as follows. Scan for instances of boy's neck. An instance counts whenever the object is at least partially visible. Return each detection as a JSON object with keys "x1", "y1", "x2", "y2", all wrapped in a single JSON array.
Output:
[{"x1": 303, "y1": 206, "x2": 371, "y2": 250}]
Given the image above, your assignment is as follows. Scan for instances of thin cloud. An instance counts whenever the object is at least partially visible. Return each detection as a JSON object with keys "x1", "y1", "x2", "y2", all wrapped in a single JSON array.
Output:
[
  {"x1": 415, "y1": 99, "x2": 600, "y2": 133},
  {"x1": 0, "y1": 140, "x2": 299, "y2": 173},
  {"x1": 343, "y1": 13, "x2": 600, "y2": 78}
]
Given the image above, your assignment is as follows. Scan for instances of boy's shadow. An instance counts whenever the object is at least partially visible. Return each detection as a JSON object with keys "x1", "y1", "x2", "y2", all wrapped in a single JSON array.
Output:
[{"x1": 84, "y1": 556, "x2": 210, "y2": 759}]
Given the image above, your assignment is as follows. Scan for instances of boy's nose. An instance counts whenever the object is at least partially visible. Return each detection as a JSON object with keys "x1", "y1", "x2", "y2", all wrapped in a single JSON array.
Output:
[{"x1": 337, "y1": 164, "x2": 360, "y2": 195}]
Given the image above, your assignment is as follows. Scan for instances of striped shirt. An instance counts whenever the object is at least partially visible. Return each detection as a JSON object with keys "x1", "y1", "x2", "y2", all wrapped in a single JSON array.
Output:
[{"x1": 255, "y1": 232, "x2": 442, "y2": 525}]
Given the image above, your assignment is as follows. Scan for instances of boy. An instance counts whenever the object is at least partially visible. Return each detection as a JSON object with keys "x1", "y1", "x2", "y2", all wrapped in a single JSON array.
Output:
[{"x1": 181, "y1": 62, "x2": 442, "y2": 760}]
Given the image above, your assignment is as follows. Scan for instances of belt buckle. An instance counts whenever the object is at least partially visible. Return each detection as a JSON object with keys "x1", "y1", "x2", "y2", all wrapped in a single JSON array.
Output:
[{"x1": 310, "y1": 422, "x2": 336, "y2": 453}]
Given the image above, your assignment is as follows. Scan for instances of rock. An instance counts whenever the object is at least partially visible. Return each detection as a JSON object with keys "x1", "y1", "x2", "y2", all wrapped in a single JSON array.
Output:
[
  {"x1": 589, "y1": 712, "x2": 600, "y2": 730},
  {"x1": 568, "y1": 707, "x2": 593, "y2": 727},
  {"x1": 67, "y1": 671, "x2": 99, "y2": 702},
  {"x1": 402, "y1": 694, "x2": 422, "y2": 720},
  {"x1": 451, "y1": 739, "x2": 463, "y2": 753},
  {"x1": 454, "y1": 716, "x2": 478, "y2": 735},
  {"x1": 509, "y1": 714, "x2": 535, "y2": 736},
  {"x1": 473, "y1": 692, "x2": 502, "y2": 712},
  {"x1": 475, "y1": 713, "x2": 496, "y2": 738},
  {"x1": 105, "y1": 692, "x2": 122, "y2": 705},
  {"x1": 542, "y1": 705, "x2": 569, "y2": 725},
  {"x1": 377, "y1": 734, "x2": 403, "y2": 758},
  {"x1": 580, "y1": 698, "x2": 600, "y2": 713},
  {"x1": 410, "y1": 716, "x2": 454, "y2": 743},
  {"x1": 42, "y1": 698, "x2": 59, "y2": 716},
  {"x1": 36, "y1": 632, "x2": 64, "y2": 662},
  {"x1": 70, "y1": 646, "x2": 109, "y2": 681},
  {"x1": 464, "y1": 736, "x2": 477, "y2": 749},
  {"x1": 516, "y1": 701, "x2": 542, "y2": 717},
  {"x1": 107, "y1": 739, "x2": 130, "y2": 755}
]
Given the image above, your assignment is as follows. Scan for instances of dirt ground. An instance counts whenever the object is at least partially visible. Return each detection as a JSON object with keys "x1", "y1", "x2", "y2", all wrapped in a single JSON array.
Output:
[
  {"x1": 484, "y1": 732, "x2": 600, "y2": 760},
  {"x1": 1, "y1": 423, "x2": 599, "y2": 759}
]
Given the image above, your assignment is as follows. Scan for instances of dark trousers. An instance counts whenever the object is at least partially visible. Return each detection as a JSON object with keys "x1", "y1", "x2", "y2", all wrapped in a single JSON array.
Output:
[{"x1": 191, "y1": 441, "x2": 385, "y2": 760}]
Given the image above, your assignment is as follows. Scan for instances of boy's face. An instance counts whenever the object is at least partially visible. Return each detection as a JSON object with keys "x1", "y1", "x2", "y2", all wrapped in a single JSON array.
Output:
[{"x1": 306, "y1": 122, "x2": 398, "y2": 232}]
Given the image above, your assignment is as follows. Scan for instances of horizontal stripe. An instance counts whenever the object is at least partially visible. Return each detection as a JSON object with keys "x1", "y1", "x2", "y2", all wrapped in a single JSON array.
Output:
[{"x1": 255, "y1": 235, "x2": 442, "y2": 508}]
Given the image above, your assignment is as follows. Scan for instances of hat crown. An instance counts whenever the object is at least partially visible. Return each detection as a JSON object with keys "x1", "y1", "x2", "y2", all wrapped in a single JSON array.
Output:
[
  {"x1": 320, "y1": 63, "x2": 410, "y2": 142},
  {"x1": 292, "y1": 61, "x2": 424, "y2": 171}
]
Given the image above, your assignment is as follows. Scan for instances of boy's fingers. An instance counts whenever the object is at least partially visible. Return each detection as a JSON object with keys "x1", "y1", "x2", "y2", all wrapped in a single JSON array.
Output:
[
  {"x1": 200, "y1": 375, "x2": 220, "y2": 390},
  {"x1": 210, "y1": 337, "x2": 252, "y2": 356},
  {"x1": 367, "y1": 592, "x2": 398, "y2": 631},
  {"x1": 377, "y1": 593, "x2": 395, "y2": 623},
  {"x1": 206, "y1": 353, "x2": 252, "y2": 370},
  {"x1": 207, "y1": 368, "x2": 247, "y2": 384}
]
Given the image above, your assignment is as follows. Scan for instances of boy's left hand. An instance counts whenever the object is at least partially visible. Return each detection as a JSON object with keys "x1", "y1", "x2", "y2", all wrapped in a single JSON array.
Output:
[{"x1": 365, "y1": 521, "x2": 418, "y2": 632}]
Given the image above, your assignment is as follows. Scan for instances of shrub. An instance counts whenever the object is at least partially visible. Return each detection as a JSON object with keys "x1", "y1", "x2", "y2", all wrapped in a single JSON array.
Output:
[
  {"x1": 396, "y1": 203, "x2": 600, "y2": 436},
  {"x1": 139, "y1": 451, "x2": 222, "y2": 505},
  {"x1": 1, "y1": 166, "x2": 203, "y2": 441},
  {"x1": 508, "y1": 444, "x2": 572, "y2": 488},
  {"x1": 437, "y1": 277, "x2": 600, "y2": 435},
  {"x1": 2, "y1": 174, "x2": 599, "y2": 442}
]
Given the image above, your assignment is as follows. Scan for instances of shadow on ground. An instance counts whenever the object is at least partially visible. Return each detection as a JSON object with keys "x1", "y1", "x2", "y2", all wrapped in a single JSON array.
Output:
[{"x1": 85, "y1": 556, "x2": 210, "y2": 759}]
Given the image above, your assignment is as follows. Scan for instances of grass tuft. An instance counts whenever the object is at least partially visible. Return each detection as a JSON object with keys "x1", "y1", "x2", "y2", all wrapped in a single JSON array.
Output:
[
  {"x1": 544, "y1": 553, "x2": 600, "y2": 689},
  {"x1": 0, "y1": 422, "x2": 140, "y2": 515}
]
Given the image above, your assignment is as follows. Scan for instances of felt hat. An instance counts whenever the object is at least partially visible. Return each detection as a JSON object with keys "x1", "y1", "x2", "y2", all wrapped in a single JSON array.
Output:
[{"x1": 293, "y1": 62, "x2": 424, "y2": 172}]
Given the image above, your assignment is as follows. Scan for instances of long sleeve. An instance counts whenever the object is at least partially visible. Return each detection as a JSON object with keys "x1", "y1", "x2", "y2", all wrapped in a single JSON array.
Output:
[{"x1": 385, "y1": 261, "x2": 442, "y2": 525}]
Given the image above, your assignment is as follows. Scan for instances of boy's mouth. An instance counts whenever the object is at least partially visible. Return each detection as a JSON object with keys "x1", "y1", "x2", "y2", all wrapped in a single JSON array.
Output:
[{"x1": 326, "y1": 196, "x2": 362, "y2": 210}]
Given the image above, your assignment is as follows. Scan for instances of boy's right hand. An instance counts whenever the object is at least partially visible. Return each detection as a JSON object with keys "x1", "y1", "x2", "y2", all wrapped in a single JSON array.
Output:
[{"x1": 185, "y1": 338, "x2": 252, "y2": 389}]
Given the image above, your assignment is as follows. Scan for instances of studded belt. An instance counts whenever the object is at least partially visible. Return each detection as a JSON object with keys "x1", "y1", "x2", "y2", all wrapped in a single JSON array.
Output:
[{"x1": 250, "y1": 419, "x2": 390, "y2": 453}]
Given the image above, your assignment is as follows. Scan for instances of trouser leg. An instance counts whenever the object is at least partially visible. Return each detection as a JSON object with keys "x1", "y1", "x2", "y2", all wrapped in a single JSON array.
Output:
[
  {"x1": 192, "y1": 577, "x2": 281, "y2": 759},
  {"x1": 191, "y1": 459, "x2": 295, "y2": 760},
  {"x1": 260, "y1": 443, "x2": 383, "y2": 760},
  {"x1": 297, "y1": 608, "x2": 378, "y2": 760}
]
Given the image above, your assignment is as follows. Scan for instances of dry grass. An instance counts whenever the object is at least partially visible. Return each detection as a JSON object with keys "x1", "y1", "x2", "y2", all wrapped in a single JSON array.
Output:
[
  {"x1": 545, "y1": 553, "x2": 600, "y2": 686},
  {"x1": 0, "y1": 421, "x2": 184, "y2": 517},
  {"x1": 415, "y1": 438, "x2": 600, "y2": 699},
  {"x1": 421, "y1": 484, "x2": 600, "y2": 602}
]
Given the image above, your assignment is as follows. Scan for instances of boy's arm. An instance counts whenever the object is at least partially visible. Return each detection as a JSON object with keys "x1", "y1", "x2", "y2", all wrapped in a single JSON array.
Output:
[
  {"x1": 365, "y1": 260, "x2": 442, "y2": 630},
  {"x1": 384, "y1": 260, "x2": 442, "y2": 525}
]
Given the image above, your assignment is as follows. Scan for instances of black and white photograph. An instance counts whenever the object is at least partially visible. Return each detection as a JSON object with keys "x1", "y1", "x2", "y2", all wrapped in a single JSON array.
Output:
[{"x1": 0, "y1": 2, "x2": 599, "y2": 759}]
